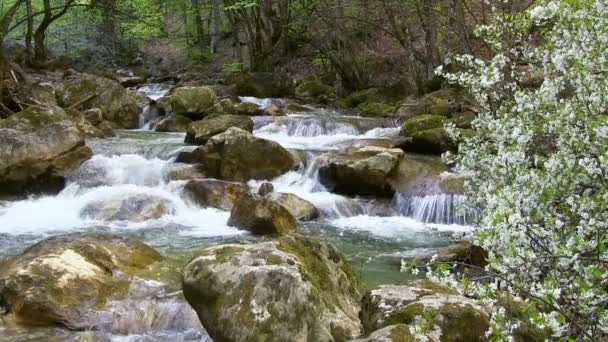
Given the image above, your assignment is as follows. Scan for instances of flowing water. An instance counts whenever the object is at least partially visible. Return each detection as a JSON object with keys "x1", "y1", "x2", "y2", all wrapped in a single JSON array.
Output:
[{"x1": 0, "y1": 94, "x2": 472, "y2": 341}]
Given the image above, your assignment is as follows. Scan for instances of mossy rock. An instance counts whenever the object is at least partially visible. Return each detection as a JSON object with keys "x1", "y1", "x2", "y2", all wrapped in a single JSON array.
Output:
[
  {"x1": 421, "y1": 95, "x2": 450, "y2": 116},
  {"x1": 402, "y1": 128, "x2": 473, "y2": 155},
  {"x1": 361, "y1": 283, "x2": 489, "y2": 341},
  {"x1": 351, "y1": 324, "x2": 415, "y2": 342},
  {"x1": 337, "y1": 90, "x2": 370, "y2": 108},
  {"x1": 295, "y1": 80, "x2": 336, "y2": 104},
  {"x1": 358, "y1": 102, "x2": 396, "y2": 117},
  {"x1": 169, "y1": 86, "x2": 217, "y2": 119},
  {"x1": 0, "y1": 233, "x2": 162, "y2": 329},
  {"x1": 154, "y1": 114, "x2": 192, "y2": 132},
  {"x1": 236, "y1": 102, "x2": 263, "y2": 116},
  {"x1": 227, "y1": 72, "x2": 291, "y2": 98},
  {"x1": 185, "y1": 114, "x2": 253, "y2": 145},
  {"x1": 401, "y1": 115, "x2": 447, "y2": 136},
  {"x1": 182, "y1": 235, "x2": 362, "y2": 342},
  {"x1": 227, "y1": 193, "x2": 297, "y2": 235},
  {"x1": 451, "y1": 111, "x2": 476, "y2": 129}
]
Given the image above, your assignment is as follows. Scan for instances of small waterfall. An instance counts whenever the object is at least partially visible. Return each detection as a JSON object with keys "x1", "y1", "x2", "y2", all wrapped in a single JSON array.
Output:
[
  {"x1": 136, "y1": 84, "x2": 172, "y2": 129},
  {"x1": 238, "y1": 96, "x2": 273, "y2": 108},
  {"x1": 392, "y1": 193, "x2": 470, "y2": 225}
]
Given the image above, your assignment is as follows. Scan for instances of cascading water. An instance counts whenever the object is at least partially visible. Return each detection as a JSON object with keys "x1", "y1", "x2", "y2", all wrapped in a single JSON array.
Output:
[
  {"x1": 0, "y1": 94, "x2": 474, "y2": 339},
  {"x1": 136, "y1": 83, "x2": 172, "y2": 130}
]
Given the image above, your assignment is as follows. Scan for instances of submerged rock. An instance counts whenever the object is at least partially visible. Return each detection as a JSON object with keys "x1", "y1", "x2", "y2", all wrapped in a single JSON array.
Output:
[
  {"x1": 318, "y1": 146, "x2": 403, "y2": 197},
  {"x1": 80, "y1": 193, "x2": 175, "y2": 222},
  {"x1": 360, "y1": 283, "x2": 489, "y2": 341},
  {"x1": 184, "y1": 179, "x2": 249, "y2": 210},
  {"x1": 268, "y1": 192, "x2": 319, "y2": 221},
  {"x1": 185, "y1": 114, "x2": 253, "y2": 145},
  {"x1": 184, "y1": 127, "x2": 298, "y2": 182},
  {"x1": 182, "y1": 235, "x2": 362, "y2": 342},
  {"x1": 228, "y1": 193, "x2": 297, "y2": 235},
  {"x1": 58, "y1": 72, "x2": 143, "y2": 129},
  {"x1": 0, "y1": 105, "x2": 92, "y2": 198},
  {"x1": 0, "y1": 233, "x2": 162, "y2": 329},
  {"x1": 169, "y1": 86, "x2": 217, "y2": 120}
]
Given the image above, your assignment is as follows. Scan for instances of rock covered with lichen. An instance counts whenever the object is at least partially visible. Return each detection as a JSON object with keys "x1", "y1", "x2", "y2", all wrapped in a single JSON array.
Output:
[
  {"x1": 0, "y1": 233, "x2": 162, "y2": 329},
  {"x1": 360, "y1": 282, "x2": 489, "y2": 341},
  {"x1": 181, "y1": 235, "x2": 362, "y2": 341}
]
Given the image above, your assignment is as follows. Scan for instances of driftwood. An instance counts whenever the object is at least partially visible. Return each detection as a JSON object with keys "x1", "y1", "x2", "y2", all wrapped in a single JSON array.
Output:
[{"x1": 68, "y1": 93, "x2": 97, "y2": 109}]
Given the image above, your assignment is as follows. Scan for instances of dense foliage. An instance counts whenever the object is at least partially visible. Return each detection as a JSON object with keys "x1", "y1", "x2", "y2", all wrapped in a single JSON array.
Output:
[{"x1": 426, "y1": 0, "x2": 608, "y2": 340}]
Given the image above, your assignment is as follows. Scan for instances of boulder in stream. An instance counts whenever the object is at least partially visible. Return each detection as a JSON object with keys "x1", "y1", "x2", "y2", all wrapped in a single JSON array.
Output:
[
  {"x1": 318, "y1": 146, "x2": 404, "y2": 197},
  {"x1": 58, "y1": 72, "x2": 144, "y2": 129},
  {"x1": 80, "y1": 193, "x2": 175, "y2": 222},
  {"x1": 184, "y1": 179, "x2": 249, "y2": 210},
  {"x1": 185, "y1": 114, "x2": 253, "y2": 145},
  {"x1": 154, "y1": 114, "x2": 192, "y2": 132},
  {"x1": 183, "y1": 127, "x2": 298, "y2": 182},
  {"x1": 360, "y1": 282, "x2": 489, "y2": 341},
  {"x1": 236, "y1": 102, "x2": 264, "y2": 116},
  {"x1": 228, "y1": 193, "x2": 297, "y2": 235},
  {"x1": 0, "y1": 233, "x2": 162, "y2": 329},
  {"x1": 294, "y1": 80, "x2": 336, "y2": 104},
  {"x1": 182, "y1": 235, "x2": 362, "y2": 341},
  {"x1": 169, "y1": 86, "x2": 217, "y2": 120},
  {"x1": 0, "y1": 105, "x2": 92, "y2": 198},
  {"x1": 267, "y1": 192, "x2": 319, "y2": 221}
]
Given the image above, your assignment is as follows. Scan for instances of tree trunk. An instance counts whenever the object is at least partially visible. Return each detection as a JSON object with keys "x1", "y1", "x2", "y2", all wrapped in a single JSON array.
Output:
[
  {"x1": 191, "y1": 0, "x2": 205, "y2": 48},
  {"x1": 25, "y1": 0, "x2": 33, "y2": 62},
  {"x1": 33, "y1": 0, "x2": 75, "y2": 63},
  {"x1": 0, "y1": 0, "x2": 23, "y2": 50},
  {"x1": 210, "y1": 0, "x2": 220, "y2": 53}
]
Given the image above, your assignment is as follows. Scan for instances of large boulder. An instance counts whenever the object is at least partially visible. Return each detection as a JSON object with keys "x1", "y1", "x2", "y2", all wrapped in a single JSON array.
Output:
[
  {"x1": 351, "y1": 325, "x2": 414, "y2": 342},
  {"x1": 360, "y1": 283, "x2": 489, "y2": 341},
  {"x1": 80, "y1": 193, "x2": 175, "y2": 222},
  {"x1": 0, "y1": 234, "x2": 162, "y2": 329},
  {"x1": 184, "y1": 179, "x2": 249, "y2": 210},
  {"x1": 318, "y1": 146, "x2": 403, "y2": 197},
  {"x1": 268, "y1": 192, "x2": 319, "y2": 221},
  {"x1": 228, "y1": 193, "x2": 297, "y2": 235},
  {"x1": 183, "y1": 127, "x2": 298, "y2": 182},
  {"x1": 400, "y1": 128, "x2": 473, "y2": 155},
  {"x1": 357, "y1": 102, "x2": 396, "y2": 117},
  {"x1": 58, "y1": 72, "x2": 143, "y2": 129},
  {"x1": 169, "y1": 86, "x2": 217, "y2": 120},
  {"x1": 154, "y1": 114, "x2": 192, "y2": 132},
  {"x1": 185, "y1": 114, "x2": 253, "y2": 145},
  {"x1": 182, "y1": 235, "x2": 362, "y2": 342},
  {"x1": 0, "y1": 105, "x2": 92, "y2": 198},
  {"x1": 236, "y1": 102, "x2": 264, "y2": 116},
  {"x1": 400, "y1": 115, "x2": 447, "y2": 136},
  {"x1": 295, "y1": 80, "x2": 336, "y2": 104}
]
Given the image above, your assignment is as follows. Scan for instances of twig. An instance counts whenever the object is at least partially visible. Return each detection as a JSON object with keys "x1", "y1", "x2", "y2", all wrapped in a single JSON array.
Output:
[{"x1": 68, "y1": 93, "x2": 97, "y2": 109}]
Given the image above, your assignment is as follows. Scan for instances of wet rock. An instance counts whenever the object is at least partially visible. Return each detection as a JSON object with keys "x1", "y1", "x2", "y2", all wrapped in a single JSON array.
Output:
[
  {"x1": 213, "y1": 98, "x2": 238, "y2": 114},
  {"x1": 97, "y1": 120, "x2": 115, "y2": 137},
  {"x1": 318, "y1": 146, "x2": 404, "y2": 197},
  {"x1": 451, "y1": 111, "x2": 476, "y2": 129},
  {"x1": 163, "y1": 163, "x2": 207, "y2": 181},
  {"x1": 295, "y1": 80, "x2": 336, "y2": 104},
  {"x1": 118, "y1": 76, "x2": 145, "y2": 88},
  {"x1": 415, "y1": 241, "x2": 487, "y2": 270},
  {"x1": 185, "y1": 114, "x2": 253, "y2": 145},
  {"x1": 0, "y1": 233, "x2": 162, "y2": 329},
  {"x1": 58, "y1": 72, "x2": 143, "y2": 129},
  {"x1": 82, "y1": 108, "x2": 103, "y2": 126},
  {"x1": 228, "y1": 193, "x2": 297, "y2": 235},
  {"x1": 400, "y1": 114, "x2": 447, "y2": 136},
  {"x1": 400, "y1": 128, "x2": 473, "y2": 155},
  {"x1": 360, "y1": 283, "x2": 489, "y2": 341},
  {"x1": 268, "y1": 192, "x2": 319, "y2": 221},
  {"x1": 182, "y1": 235, "x2": 362, "y2": 342},
  {"x1": 358, "y1": 102, "x2": 396, "y2": 117},
  {"x1": 184, "y1": 179, "x2": 249, "y2": 210},
  {"x1": 0, "y1": 105, "x2": 92, "y2": 198},
  {"x1": 263, "y1": 103, "x2": 283, "y2": 116},
  {"x1": 169, "y1": 86, "x2": 217, "y2": 120},
  {"x1": 65, "y1": 108, "x2": 111, "y2": 138},
  {"x1": 351, "y1": 324, "x2": 414, "y2": 342},
  {"x1": 236, "y1": 102, "x2": 264, "y2": 116},
  {"x1": 80, "y1": 193, "x2": 175, "y2": 222},
  {"x1": 154, "y1": 114, "x2": 192, "y2": 132},
  {"x1": 185, "y1": 127, "x2": 298, "y2": 182},
  {"x1": 438, "y1": 173, "x2": 465, "y2": 194},
  {"x1": 396, "y1": 94, "x2": 450, "y2": 119},
  {"x1": 257, "y1": 181, "x2": 274, "y2": 196}
]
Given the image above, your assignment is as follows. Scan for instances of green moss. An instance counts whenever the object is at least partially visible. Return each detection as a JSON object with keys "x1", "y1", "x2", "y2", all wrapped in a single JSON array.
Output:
[
  {"x1": 385, "y1": 303, "x2": 425, "y2": 326},
  {"x1": 212, "y1": 246, "x2": 246, "y2": 264},
  {"x1": 388, "y1": 324, "x2": 416, "y2": 342},
  {"x1": 0, "y1": 106, "x2": 65, "y2": 130},
  {"x1": 236, "y1": 102, "x2": 262, "y2": 116},
  {"x1": 401, "y1": 115, "x2": 447, "y2": 136},
  {"x1": 451, "y1": 111, "x2": 476, "y2": 129},
  {"x1": 266, "y1": 254, "x2": 284, "y2": 265},
  {"x1": 438, "y1": 303, "x2": 488, "y2": 342},
  {"x1": 357, "y1": 102, "x2": 396, "y2": 117},
  {"x1": 295, "y1": 80, "x2": 336, "y2": 104},
  {"x1": 410, "y1": 279, "x2": 458, "y2": 295},
  {"x1": 420, "y1": 96, "x2": 449, "y2": 116},
  {"x1": 338, "y1": 90, "x2": 369, "y2": 108}
]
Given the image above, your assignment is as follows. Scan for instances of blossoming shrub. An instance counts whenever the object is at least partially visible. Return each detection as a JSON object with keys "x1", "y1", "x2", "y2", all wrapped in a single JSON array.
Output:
[{"x1": 428, "y1": 0, "x2": 608, "y2": 340}]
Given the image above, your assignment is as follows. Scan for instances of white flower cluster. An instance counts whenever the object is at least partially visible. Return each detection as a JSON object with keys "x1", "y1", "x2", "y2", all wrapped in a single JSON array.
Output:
[{"x1": 432, "y1": 0, "x2": 608, "y2": 340}]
